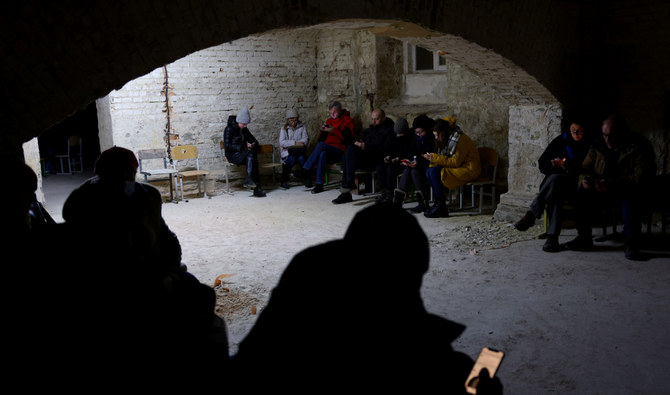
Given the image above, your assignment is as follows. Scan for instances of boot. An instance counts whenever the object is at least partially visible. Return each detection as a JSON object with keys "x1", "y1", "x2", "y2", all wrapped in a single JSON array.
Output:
[
  {"x1": 542, "y1": 235, "x2": 561, "y2": 252},
  {"x1": 253, "y1": 186, "x2": 266, "y2": 197},
  {"x1": 514, "y1": 211, "x2": 536, "y2": 231},
  {"x1": 332, "y1": 192, "x2": 353, "y2": 204},
  {"x1": 375, "y1": 189, "x2": 393, "y2": 204},
  {"x1": 280, "y1": 164, "x2": 291, "y2": 189},
  {"x1": 392, "y1": 189, "x2": 406, "y2": 208},
  {"x1": 243, "y1": 155, "x2": 256, "y2": 188},
  {"x1": 409, "y1": 191, "x2": 428, "y2": 213},
  {"x1": 424, "y1": 199, "x2": 449, "y2": 218}
]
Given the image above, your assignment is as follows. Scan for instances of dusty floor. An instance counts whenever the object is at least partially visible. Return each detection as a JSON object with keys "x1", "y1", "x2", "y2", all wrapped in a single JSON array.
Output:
[{"x1": 43, "y1": 172, "x2": 670, "y2": 394}]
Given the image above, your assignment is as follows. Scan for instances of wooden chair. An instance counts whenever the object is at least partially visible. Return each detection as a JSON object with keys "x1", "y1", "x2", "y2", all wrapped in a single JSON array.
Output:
[
  {"x1": 459, "y1": 147, "x2": 498, "y2": 214},
  {"x1": 258, "y1": 144, "x2": 283, "y2": 184},
  {"x1": 137, "y1": 148, "x2": 177, "y2": 201},
  {"x1": 171, "y1": 144, "x2": 210, "y2": 201}
]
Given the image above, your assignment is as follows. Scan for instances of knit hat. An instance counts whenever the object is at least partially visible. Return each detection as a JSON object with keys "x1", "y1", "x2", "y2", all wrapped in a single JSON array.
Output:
[
  {"x1": 286, "y1": 108, "x2": 299, "y2": 119},
  {"x1": 411, "y1": 114, "x2": 435, "y2": 132},
  {"x1": 394, "y1": 118, "x2": 409, "y2": 134},
  {"x1": 237, "y1": 108, "x2": 251, "y2": 124}
]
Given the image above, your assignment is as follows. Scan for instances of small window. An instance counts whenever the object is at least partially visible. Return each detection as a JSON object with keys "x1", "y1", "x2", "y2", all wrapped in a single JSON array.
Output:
[
  {"x1": 408, "y1": 44, "x2": 447, "y2": 72},
  {"x1": 415, "y1": 46, "x2": 434, "y2": 71}
]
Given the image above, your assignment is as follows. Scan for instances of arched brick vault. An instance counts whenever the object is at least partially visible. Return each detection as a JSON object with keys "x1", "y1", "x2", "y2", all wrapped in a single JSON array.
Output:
[{"x1": 2, "y1": 1, "x2": 669, "y2": 217}]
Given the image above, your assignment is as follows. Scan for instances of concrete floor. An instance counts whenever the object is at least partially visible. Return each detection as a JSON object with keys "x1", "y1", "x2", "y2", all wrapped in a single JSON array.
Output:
[{"x1": 42, "y1": 172, "x2": 670, "y2": 394}]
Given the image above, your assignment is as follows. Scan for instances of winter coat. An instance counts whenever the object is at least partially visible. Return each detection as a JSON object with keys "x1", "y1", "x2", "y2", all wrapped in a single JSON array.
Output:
[
  {"x1": 579, "y1": 132, "x2": 656, "y2": 191},
  {"x1": 360, "y1": 117, "x2": 395, "y2": 163},
  {"x1": 386, "y1": 132, "x2": 414, "y2": 162},
  {"x1": 224, "y1": 115, "x2": 259, "y2": 165},
  {"x1": 408, "y1": 131, "x2": 436, "y2": 171},
  {"x1": 279, "y1": 121, "x2": 309, "y2": 161},
  {"x1": 319, "y1": 110, "x2": 355, "y2": 152},
  {"x1": 430, "y1": 133, "x2": 481, "y2": 190},
  {"x1": 538, "y1": 131, "x2": 591, "y2": 188}
]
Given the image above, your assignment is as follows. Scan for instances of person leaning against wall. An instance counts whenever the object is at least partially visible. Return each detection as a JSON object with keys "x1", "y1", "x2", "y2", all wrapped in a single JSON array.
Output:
[
  {"x1": 278, "y1": 108, "x2": 309, "y2": 190},
  {"x1": 224, "y1": 108, "x2": 266, "y2": 197},
  {"x1": 423, "y1": 116, "x2": 481, "y2": 219}
]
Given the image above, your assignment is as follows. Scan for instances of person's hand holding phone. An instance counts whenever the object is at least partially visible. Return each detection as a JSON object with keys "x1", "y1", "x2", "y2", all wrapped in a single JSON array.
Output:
[
  {"x1": 474, "y1": 368, "x2": 503, "y2": 395},
  {"x1": 466, "y1": 347, "x2": 504, "y2": 394}
]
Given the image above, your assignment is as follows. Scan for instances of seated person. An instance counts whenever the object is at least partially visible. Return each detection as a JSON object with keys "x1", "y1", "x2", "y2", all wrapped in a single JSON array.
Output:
[
  {"x1": 278, "y1": 108, "x2": 309, "y2": 189},
  {"x1": 293, "y1": 101, "x2": 354, "y2": 193},
  {"x1": 231, "y1": 203, "x2": 502, "y2": 394},
  {"x1": 514, "y1": 120, "x2": 592, "y2": 252},
  {"x1": 565, "y1": 115, "x2": 656, "y2": 260},
  {"x1": 393, "y1": 114, "x2": 436, "y2": 213},
  {"x1": 376, "y1": 117, "x2": 413, "y2": 204},
  {"x1": 224, "y1": 108, "x2": 266, "y2": 197},
  {"x1": 424, "y1": 117, "x2": 481, "y2": 218},
  {"x1": 59, "y1": 146, "x2": 229, "y2": 384},
  {"x1": 332, "y1": 108, "x2": 395, "y2": 204}
]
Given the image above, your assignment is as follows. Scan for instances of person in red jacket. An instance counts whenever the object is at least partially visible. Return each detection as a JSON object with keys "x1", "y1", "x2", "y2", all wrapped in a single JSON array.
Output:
[{"x1": 293, "y1": 101, "x2": 355, "y2": 193}]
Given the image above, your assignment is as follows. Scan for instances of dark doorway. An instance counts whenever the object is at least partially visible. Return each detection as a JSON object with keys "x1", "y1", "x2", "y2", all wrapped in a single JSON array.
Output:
[{"x1": 38, "y1": 102, "x2": 101, "y2": 176}]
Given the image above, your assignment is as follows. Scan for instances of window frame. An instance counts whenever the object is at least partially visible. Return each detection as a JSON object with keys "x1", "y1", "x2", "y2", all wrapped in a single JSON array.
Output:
[{"x1": 405, "y1": 43, "x2": 447, "y2": 73}]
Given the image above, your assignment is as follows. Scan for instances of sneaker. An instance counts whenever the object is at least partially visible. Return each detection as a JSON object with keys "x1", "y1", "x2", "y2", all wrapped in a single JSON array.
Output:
[
  {"x1": 310, "y1": 183, "x2": 324, "y2": 194},
  {"x1": 332, "y1": 192, "x2": 353, "y2": 204},
  {"x1": 564, "y1": 235, "x2": 594, "y2": 251},
  {"x1": 305, "y1": 179, "x2": 313, "y2": 188},
  {"x1": 253, "y1": 187, "x2": 266, "y2": 197},
  {"x1": 243, "y1": 180, "x2": 256, "y2": 189},
  {"x1": 542, "y1": 235, "x2": 562, "y2": 252},
  {"x1": 280, "y1": 181, "x2": 289, "y2": 190},
  {"x1": 514, "y1": 211, "x2": 536, "y2": 231},
  {"x1": 424, "y1": 203, "x2": 450, "y2": 218}
]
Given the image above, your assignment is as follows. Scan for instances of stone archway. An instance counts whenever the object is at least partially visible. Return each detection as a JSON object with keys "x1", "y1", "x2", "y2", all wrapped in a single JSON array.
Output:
[{"x1": 95, "y1": 19, "x2": 561, "y2": 219}]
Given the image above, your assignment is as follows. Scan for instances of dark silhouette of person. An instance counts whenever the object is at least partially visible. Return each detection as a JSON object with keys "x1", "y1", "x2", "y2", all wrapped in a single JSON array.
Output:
[
  {"x1": 231, "y1": 203, "x2": 502, "y2": 393},
  {"x1": 34, "y1": 146, "x2": 230, "y2": 388}
]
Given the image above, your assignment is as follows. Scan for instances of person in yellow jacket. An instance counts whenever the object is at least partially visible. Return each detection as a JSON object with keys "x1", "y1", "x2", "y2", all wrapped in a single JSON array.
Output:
[{"x1": 423, "y1": 117, "x2": 481, "y2": 218}]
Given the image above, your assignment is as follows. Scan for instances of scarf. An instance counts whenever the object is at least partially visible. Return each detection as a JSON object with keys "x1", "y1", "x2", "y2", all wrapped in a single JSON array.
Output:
[{"x1": 446, "y1": 125, "x2": 463, "y2": 157}]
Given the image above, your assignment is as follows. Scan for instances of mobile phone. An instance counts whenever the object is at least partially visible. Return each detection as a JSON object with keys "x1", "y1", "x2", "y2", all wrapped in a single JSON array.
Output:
[{"x1": 465, "y1": 347, "x2": 504, "y2": 394}]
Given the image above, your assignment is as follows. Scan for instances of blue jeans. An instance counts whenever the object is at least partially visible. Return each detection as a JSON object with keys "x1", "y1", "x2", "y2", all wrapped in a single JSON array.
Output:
[
  {"x1": 426, "y1": 166, "x2": 445, "y2": 202},
  {"x1": 303, "y1": 142, "x2": 344, "y2": 184},
  {"x1": 284, "y1": 154, "x2": 306, "y2": 168}
]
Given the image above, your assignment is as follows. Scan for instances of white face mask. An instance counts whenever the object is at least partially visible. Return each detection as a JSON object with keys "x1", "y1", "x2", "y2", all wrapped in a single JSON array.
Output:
[{"x1": 123, "y1": 180, "x2": 136, "y2": 197}]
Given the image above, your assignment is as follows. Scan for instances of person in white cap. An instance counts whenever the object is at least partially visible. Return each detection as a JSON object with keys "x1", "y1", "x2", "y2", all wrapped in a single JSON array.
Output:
[
  {"x1": 278, "y1": 108, "x2": 309, "y2": 189},
  {"x1": 223, "y1": 108, "x2": 266, "y2": 197}
]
